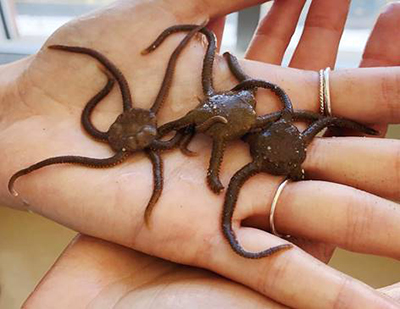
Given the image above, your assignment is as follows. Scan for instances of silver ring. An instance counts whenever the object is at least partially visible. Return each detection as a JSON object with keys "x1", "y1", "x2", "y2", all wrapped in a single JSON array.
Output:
[
  {"x1": 323, "y1": 67, "x2": 332, "y2": 117},
  {"x1": 269, "y1": 179, "x2": 291, "y2": 238},
  {"x1": 319, "y1": 67, "x2": 332, "y2": 117}
]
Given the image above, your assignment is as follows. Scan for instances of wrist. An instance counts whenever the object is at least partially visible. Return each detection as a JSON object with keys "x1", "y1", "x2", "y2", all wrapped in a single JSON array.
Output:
[
  {"x1": 0, "y1": 56, "x2": 33, "y2": 114},
  {"x1": 0, "y1": 56, "x2": 34, "y2": 210}
]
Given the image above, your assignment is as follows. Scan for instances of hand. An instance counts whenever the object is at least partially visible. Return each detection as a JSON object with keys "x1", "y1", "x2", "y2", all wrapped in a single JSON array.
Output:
[
  {"x1": 360, "y1": 2, "x2": 400, "y2": 136},
  {"x1": 0, "y1": 0, "x2": 399, "y2": 308},
  {"x1": 24, "y1": 235, "x2": 400, "y2": 309},
  {"x1": 244, "y1": 0, "x2": 400, "y2": 263}
]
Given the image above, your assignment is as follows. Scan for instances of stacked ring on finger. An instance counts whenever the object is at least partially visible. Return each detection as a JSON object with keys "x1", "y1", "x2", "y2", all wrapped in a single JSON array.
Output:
[{"x1": 319, "y1": 67, "x2": 332, "y2": 116}]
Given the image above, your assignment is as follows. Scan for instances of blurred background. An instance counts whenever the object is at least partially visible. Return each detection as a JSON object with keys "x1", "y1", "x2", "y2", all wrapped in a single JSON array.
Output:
[{"x1": 1, "y1": 0, "x2": 399, "y2": 308}]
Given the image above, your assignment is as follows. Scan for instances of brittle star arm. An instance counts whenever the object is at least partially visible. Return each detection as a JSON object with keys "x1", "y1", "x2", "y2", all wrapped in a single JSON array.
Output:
[
  {"x1": 231, "y1": 79, "x2": 294, "y2": 115},
  {"x1": 196, "y1": 116, "x2": 228, "y2": 132},
  {"x1": 150, "y1": 131, "x2": 184, "y2": 151},
  {"x1": 8, "y1": 151, "x2": 129, "y2": 197},
  {"x1": 223, "y1": 52, "x2": 251, "y2": 82},
  {"x1": 142, "y1": 23, "x2": 217, "y2": 97},
  {"x1": 150, "y1": 126, "x2": 197, "y2": 154},
  {"x1": 222, "y1": 162, "x2": 292, "y2": 258},
  {"x1": 252, "y1": 110, "x2": 323, "y2": 130},
  {"x1": 48, "y1": 45, "x2": 133, "y2": 112},
  {"x1": 144, "y1": 149, "x2": 163, "y2": 226},
  {"x1": 81, "y1": 77, "x2": 115, "y2": 141},
  {"x1": 142, "y1": 22, "x2": 207, "y2": 114},
  {"x1": 157, "y1": 114, "x2": 195, "y2": 137},
  {"x1": 207, "y1": 138, "x2": 226, "y2": 193},
  {"x1": 302, "y1": 117, "x2": 378, "y2": 145},
  {"x1": 178, "y1": 126, "x2": 197, "y2": 156}
]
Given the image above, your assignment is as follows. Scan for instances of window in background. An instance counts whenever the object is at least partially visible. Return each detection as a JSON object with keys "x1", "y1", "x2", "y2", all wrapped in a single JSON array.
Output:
[
  {"x1": 13, "y1": 0, "x2": 114, "y2": 38},
  {"x1": 0, "y1": 0, "x2": 394, "y2": 67},
  {"x1": 0, "y1": 0, "x2": 114, "y2": 63}
]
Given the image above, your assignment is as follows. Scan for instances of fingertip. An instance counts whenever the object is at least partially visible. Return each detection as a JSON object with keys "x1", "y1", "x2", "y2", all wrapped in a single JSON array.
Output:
[
  {"x1": 361, "y1": 2, "x2": 400, "y2": 67},
  {"x1": 380, "y1": 2, "x2": 400, "y2": 16}
]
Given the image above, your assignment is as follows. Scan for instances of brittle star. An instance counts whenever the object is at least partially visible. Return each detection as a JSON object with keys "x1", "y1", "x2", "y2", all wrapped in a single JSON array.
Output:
[
  {"x1": 221, "y1": 110, "x2": 378, "y2": 258},
  {"x1": 8, "y1": 23, "x2": 205, "y2": 225},
  {"x1": 154, "y1": 32, "x2": 295, "y2": 194}
]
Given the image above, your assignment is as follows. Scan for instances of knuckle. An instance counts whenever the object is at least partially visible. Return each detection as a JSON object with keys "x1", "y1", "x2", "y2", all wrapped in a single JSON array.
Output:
[
  {"x1": 331, "y1": 276, "x2": 353, "y2": 309},
  {"x1": 255, "y1": 24, "x2": 288, "y2": 45},
  {"x1": 343, "y1": 193, "x2": 373, "y2": 249},
  {"x1": 305, "y1": 15, "x2": 341, "y2": 33},
  {"x1": 379, "y1": 71, "x2": 400, "y2": 121}
]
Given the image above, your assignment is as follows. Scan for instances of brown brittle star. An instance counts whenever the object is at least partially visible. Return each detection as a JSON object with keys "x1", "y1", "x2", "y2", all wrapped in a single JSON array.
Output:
[
  {"x1": 153, "y1": 30, "x2": 295, "y2": 194},
  {"x1": 221, "y1": 107, "x2": 378, "y2": 258},
  {"x1": 8, "y1": 23, "x2": 205, "y2": 225}
]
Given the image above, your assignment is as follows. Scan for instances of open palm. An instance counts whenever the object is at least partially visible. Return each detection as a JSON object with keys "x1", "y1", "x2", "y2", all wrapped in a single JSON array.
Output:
[{"x1": 1, "y1": 1, "x2": 400, "y2": 308}]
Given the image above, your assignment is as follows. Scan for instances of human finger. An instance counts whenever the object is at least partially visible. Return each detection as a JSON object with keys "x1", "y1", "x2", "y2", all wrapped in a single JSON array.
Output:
[
  {"x1": 245, "y1": 0, "x2": 306, "y2": 63},
  {"x1": 357, "y1": 2, "x2": 400, "y2": 136},
  {"x1": 327, "y1": 67, "x2": 400, "y2": 123},
  {"x1": 207, "y1": 16, "x2": 226, "y2": 52},
  {"x1": 380, "y1": 282, "x2": 400, "y2": 303},
  {"x1": 360, "y1": 3, "x2": 400, "y2": 67},
  {"x1": 236, "y1": 62, "x2": 400, "y2": 124},
  {"x1": 3, "y1": 132, "x2": 398, "y2": 309},
  {"x1": 166, "y1": 0, "x2": 272, "y2": 22},
  {"x1": 304, "y1": 137, "x2": 400, "y2": 201},
  {"x1": 235, "y1": 178, "x2": 400, "y2": 260},
  {"x1": 25, "y1": 235, "x2": 287, "y2": 309},
  {"x1": 289, "y1": 0, "x2": 351, "y2": 70},
  {"x1": 208, "y1": 226, "x2": 399, "y2": 309},
  {"x1": 4, "y1": 137, "x2": 398, "y2": 309}
]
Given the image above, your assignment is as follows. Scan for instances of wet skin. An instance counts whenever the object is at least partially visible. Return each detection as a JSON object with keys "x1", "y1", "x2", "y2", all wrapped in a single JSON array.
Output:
[
  {"x1": 157, "y1": 34, "x2": 295, "y2": 194},
  {"x1": 8, "y1": 24, "x2": 205, "y2": 225}
]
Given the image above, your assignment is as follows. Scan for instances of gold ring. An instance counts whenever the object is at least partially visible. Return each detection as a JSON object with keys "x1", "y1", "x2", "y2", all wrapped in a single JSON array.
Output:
[{"x1": 319, "y1": 69, "x2": 325, "y2": 115}]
